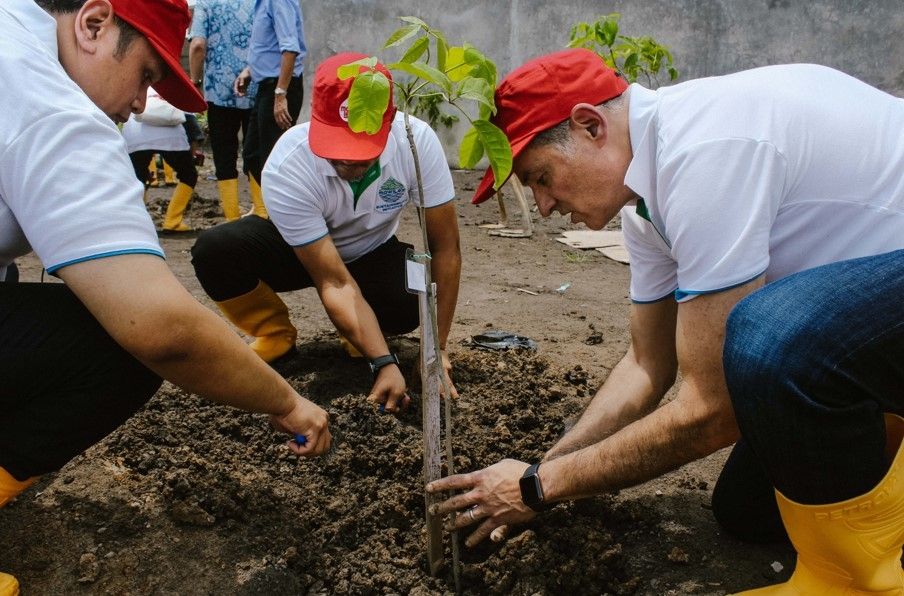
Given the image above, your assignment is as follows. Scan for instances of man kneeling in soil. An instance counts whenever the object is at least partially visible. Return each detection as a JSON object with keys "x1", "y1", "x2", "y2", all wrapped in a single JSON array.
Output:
[
  {"x1": 427, "y1": 49, "x2": 904, "y2": 594},
  {"x1": 0, "y1": 1, "x2": 330, "y2": 592},
  {"x1": 191, "y1": 52, "x2": 461, "y2": 414}
]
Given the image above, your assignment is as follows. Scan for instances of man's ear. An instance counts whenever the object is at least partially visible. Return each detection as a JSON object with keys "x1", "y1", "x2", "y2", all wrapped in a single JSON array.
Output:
[
  {"x1": 569, "y1": 103, "x2": 608, "y2": 145},
  {"x1": 74, "y1": 0, "x2": 116, "y2": 54}
]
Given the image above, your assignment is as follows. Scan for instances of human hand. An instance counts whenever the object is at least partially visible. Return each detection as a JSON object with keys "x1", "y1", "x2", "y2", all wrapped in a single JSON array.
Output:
[
  {"x1": 273, "y1": 95, "x2": 292, "y2": 129},
  {"x1": 234, "y1": 67, "x2": 251, "y2": 97},
  {"x1": 426, "y1": 458, "x2": 537, "y2": 547},
  {"x1": 366, "y1": 364, "x2": 410, "y2": 414},
  {"x1": 440, "y1": 350, "x2": 459, "y2": 399},
  {"x1": 192, "y1": 148, "x2": 205, "y2": 167},
  {"x1": 269, "y1": 393, "x2": 331, "y2": 456}
]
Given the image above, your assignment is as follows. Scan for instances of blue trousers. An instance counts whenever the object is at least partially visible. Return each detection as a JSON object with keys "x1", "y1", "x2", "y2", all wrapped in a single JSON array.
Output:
[{"x1": 714, "y1": 249, "x2": 904, "y2": 541}]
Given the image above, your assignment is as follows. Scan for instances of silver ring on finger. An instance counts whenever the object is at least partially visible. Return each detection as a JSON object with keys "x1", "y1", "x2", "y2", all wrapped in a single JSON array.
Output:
[{"x1": 466, "y1": 506, "x2": 478, "y2": 522}]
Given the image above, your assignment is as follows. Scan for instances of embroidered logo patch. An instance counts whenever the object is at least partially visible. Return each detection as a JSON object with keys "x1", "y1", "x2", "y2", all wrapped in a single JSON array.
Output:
[{"x1": 376, "y1": 177, "x2": 407, "y2": 212}]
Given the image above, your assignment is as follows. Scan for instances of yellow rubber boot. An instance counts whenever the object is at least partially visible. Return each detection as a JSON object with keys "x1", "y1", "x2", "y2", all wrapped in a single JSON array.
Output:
[
  {"x1": 162, "y1": 182, "x2": 194, "y2": 232},
  {"x1": 0, "y1": 573, "x2": 18, "y2": 596},
  {"x1": 247, "y1": 174, "x2": 269, "y2": 219},
  {"x1": 147, "y1": 160, "x2": 158, "y2": 187},
  {"x1": 217, "y1": 179, "x2": 241, "y2": 222},
  {"x1": 0, "y1": 466, "x2": 36, "y2": 509},
  {"x1": 736, "y1": 414, "x2": 904, "y2": 595},
  {"x1": 163, "y1": 160, "x2": 176, "y2": 186},
  {"x1": 215, "y1": 281, "x2": 297, "y2": 362},
  {"x1": 1, "y1": 467, "x2": 37, "y2": 596}
]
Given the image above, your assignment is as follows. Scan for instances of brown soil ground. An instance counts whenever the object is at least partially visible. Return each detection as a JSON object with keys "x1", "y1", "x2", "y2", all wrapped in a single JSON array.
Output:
[{"x1": 1, "y1": 164, "x2": 795, "y2": 595}]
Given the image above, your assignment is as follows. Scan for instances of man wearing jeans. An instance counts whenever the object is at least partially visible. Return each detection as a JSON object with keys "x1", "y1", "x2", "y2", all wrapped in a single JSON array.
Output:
[
  {"x1": 232, "y1": 0, "x2": 305, "y2": 218},
  {"x1": 426, "y1": 49, "x2": 904, "y2": 594},
  {"x1": 191, "y1": 53, "x2": 461, "y2": 415}
]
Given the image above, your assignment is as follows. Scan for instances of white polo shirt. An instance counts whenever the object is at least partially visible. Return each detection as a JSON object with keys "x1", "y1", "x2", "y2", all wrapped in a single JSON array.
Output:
[
  {"x1": 621, "y1": 64, "x2": 904, "y2": 303},
  {"x1": 0, "y1": 0, "x2": 163, "y2": 281},
  {"x1": 262, "y1": 113, "x2": 455, "y2": 262},
  {"x1": 121, "y1": 89, "x2": 190, "y2": 153}
]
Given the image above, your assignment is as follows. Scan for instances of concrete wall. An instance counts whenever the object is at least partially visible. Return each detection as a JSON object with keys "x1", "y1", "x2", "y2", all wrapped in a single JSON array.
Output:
[{"x1": 299, "y1": 0, "x2": 904, "y2": 163}]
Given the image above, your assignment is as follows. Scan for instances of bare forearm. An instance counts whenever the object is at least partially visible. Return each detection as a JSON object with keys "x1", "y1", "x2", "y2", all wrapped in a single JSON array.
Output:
[
  {"x1": 430, "y1": 250, "x2": 461, "y2": 350},
  {"x1": 277, "y1": 51, "x2": 297, "y2": 89},
  {"x1": 543, "y1": 388, "x2": 739, "y2": 501},
  {"x1": 319, "y1": 284, "x2": 389, "y2": 358},
  {"x1": 189, "y1": 40, "x2": 206, "y2": 84},
  {"x1": 545, "y1": 348, "x2": 670, "y2": 460},
  {"x1": 138, "y1": 301, "x2": 298, "y2": 415}
]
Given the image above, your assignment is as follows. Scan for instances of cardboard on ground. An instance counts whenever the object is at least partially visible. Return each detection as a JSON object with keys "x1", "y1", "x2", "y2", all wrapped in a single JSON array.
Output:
[{"x1": 556, "y1": 230, "x2": 630, "y2": 264}]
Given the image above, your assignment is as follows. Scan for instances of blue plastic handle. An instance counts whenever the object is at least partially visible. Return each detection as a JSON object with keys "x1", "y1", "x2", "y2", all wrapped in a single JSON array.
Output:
[{"x1": 293, "y1": 434, "x2": 307, "y2": 446}]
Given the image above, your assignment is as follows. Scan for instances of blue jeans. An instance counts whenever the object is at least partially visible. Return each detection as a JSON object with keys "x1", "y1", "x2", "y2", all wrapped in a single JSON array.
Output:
[{"x1": 720, "y1": 250, "x2": 904, "y2": 529}]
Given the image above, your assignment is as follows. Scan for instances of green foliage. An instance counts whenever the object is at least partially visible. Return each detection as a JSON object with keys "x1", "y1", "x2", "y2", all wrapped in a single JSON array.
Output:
[
  {"x1": 568, "y1": 13, "x2": 678, "y2": 87},
  {"x1": 406, "y1": 90, "x2": 459, "y2": 130},
  {"x1": 341, "y1": 17, "x2": 511, "y2": 188}
]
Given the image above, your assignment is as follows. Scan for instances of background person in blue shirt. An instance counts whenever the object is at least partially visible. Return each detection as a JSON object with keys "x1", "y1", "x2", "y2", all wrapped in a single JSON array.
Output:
[
  {"x1": 189, "y1": 0, "x2": 255, "y2": 222},
  {"x1": 232, "y1": 0, "x2": 305, "y2": 219}
]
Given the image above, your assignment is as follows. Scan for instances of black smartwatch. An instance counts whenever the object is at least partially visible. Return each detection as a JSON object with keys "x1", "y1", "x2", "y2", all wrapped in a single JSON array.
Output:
[
  {"x1": 368, "y1": 353, "x2": 400, "y2": 378},
  {"x1": 519, "y1": 462, "x2": 549, "y2": 512}
]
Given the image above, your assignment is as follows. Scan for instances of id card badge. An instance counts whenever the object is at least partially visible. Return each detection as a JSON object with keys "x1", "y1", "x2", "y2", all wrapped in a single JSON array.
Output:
[{"x1": 405, "y1": 248, "x2": 427, "y2": 294}]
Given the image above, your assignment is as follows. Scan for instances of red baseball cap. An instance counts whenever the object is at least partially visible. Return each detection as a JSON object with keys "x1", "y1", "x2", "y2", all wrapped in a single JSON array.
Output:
[
  {"x1": 472, "y1": 48, "x2": 628, "y2": 204},
  {"x1": 309, "y1": 52, "x2": 396, "y2": 161},
  {"x1": 112, "y1": 0, "x2": 206, "y2": 113}
]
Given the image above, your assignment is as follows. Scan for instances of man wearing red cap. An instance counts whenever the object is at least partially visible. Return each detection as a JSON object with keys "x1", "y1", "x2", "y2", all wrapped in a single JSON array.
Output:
[
  {"x1": 428, "y1": 49, "x2": 904, "y2": 594},
  {"x1": 0, "y1": 1, "x2": 330, "y2": 591},
  {"x1": 191, "y1": 52, "x2": 461, "y2": 413}
]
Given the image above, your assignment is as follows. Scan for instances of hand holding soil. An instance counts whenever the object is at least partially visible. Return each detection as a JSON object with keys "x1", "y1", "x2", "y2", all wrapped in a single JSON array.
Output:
[
  {"x1": 366, "y1": 364, "x2": 410, "y2": 413},
  {"x1": 268, "y1": 393, "x2": 331, "y2": 456},
  {"x1": 428, "y1": 458, "x2": 538, "y2": 547}
]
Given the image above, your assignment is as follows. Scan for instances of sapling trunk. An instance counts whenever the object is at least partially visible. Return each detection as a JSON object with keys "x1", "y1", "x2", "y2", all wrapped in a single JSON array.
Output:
[{"x1": 403, "y1": 111, "x2": 461, "y2": 588}]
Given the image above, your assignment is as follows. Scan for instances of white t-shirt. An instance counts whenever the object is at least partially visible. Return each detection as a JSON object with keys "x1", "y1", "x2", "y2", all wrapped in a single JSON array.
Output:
[
  {"x1": 0, "y1": 0, "x2": 163, "y2": 280},
  {"x1": 622, "y1": 64, "x2": 904, "y2": 303},
  {"x1": 121, "y1": 90, "x2": 190, "y2": 153},
  {"x1": 262, "y1": 113, "x2": 455, "y2": 262}
]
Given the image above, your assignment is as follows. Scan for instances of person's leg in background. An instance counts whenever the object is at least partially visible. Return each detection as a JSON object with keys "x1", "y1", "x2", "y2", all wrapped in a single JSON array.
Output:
[
  {"x1": 241, "y1": 77, "x2": 303, "y2": 218},
  {"x1": 208, "y1": 103, "x2": 249, "y2": 222},
  {"x1": 724, "y1": 249, "x2": 904, "y2": 594},
  {"x1": 0, "y1": 282, "x2": 162, "y2": 591},
  {"x1": 158, "y1": 150, "x2": 199, "y2": 232},
  {"x1": 191, "y1": 216, "x2": 312, "y2": 362},
  {"x1": 128, "y1": 150, "x2": 155, "y2": 200}
]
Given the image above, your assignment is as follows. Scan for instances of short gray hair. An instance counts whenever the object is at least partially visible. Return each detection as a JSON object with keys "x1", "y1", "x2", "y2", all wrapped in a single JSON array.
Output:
[{"x1": 528, "y1": 94, "x2": 627, "y2": 152}]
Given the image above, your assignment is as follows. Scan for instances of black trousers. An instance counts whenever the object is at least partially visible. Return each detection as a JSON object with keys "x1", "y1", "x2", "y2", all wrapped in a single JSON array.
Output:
[
  {"x1": 129, "y1": 149, "x2": 198, "y2": 188},
  {"x1": 207, "y1": 103, "x2": 251, "y2": 180},
  {"x1": 190, "y1": 216, "x2": 419, "y2": 335},
  {"x1": 242, "y1": 76, "x2": 303, "y2": 184},
  {"x1": 0, "y1": 283, "x2": 162, "y2": 480}
]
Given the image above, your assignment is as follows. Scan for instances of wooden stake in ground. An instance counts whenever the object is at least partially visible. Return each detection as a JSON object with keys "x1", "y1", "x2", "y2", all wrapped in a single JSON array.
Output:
[{"x1": 418, "y1": 281, "x2": 444, "y2": 576}]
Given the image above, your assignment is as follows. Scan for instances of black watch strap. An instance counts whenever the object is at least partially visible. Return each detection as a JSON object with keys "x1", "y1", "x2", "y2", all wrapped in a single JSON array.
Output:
[
  {"x1": 368, "y1": 353, "x2": 399, "y2": 377},
  {"x1": 519, "y1": 462, "x2": 549, "y2": 512}
]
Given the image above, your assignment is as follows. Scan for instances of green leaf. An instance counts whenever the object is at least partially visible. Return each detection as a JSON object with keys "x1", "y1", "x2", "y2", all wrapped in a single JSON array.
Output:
[
  {"x1": 472, "y1": 120, "x2": 512, "y2": 187},
  {"x1": 387, "y1": 61, "x2": 452, "y2": 95},
  {"x1": 400, "y1": 15, "x2": 428, "y2": 28},
  {"x1": 458, "y1": 125, "x2": 484, "y2": 168},
  {"x1": 400, "y1": 36, "x2": 429, "y2": 63},
  {"x1": 601, "y1": 18, "x2": 619, "y2": 46},
  {"x1": 455, "y1": 78, "x2": 495, "y2": 114},
  {"x1": 337, "y1": 56, "x2": 377, "y2": 80},
  {"x1": 668, "y1": 67, "x2": 679, "y2": 81},
  {"x1": 444, "y1": 46, "x2": 473, "y2": 81},
  {"x1": 384, "y1": 24, "x2": 420, "y2": 49},
  {"x1": 434, "y1": 32, "x2": 449, "y2": 72},
  {"x1": 346, "y1": 70, "x2": 392, "y2": 135}
]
